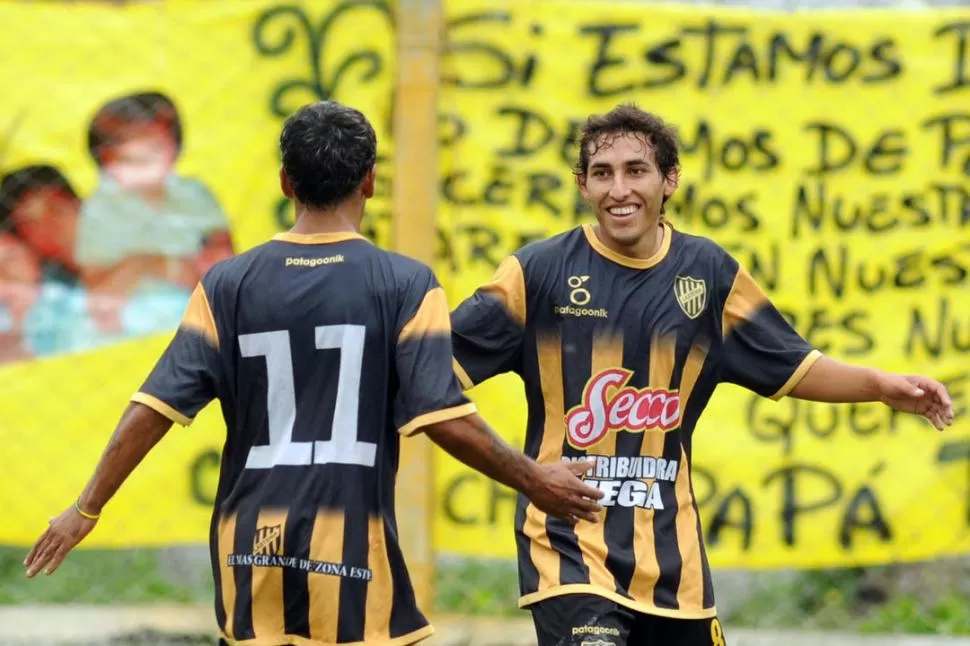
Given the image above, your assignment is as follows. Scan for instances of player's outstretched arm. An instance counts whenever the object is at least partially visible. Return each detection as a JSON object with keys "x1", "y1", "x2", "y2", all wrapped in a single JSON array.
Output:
[
  {"x1": 789, "y1": 356, "x2": 954, "y2": 431},
  {"x1": 422, "y1": 413, "x2": 604, "y2": 524},
  {"x1": 24, "y1": 402, "x2": 172, "y2": 578}
]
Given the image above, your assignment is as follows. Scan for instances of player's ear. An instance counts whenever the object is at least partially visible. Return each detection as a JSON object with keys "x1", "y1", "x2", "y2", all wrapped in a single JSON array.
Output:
[
  {"x1": 279, "y1": 167, "x2": 294, "y2": 199},
  {"x1": 361, "y1": 166, "x2": 376, "y2": 199},
  {"x1": 662, "y1": 166, "x2": 679, "y2": 198},
  {"x1": 575, "y1": 170, "x2": 590, "y2": 201}
]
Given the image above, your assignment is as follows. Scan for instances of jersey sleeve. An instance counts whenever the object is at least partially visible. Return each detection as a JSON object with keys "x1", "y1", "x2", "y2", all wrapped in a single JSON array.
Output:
[
  {"x1": 718, "y1": 254, "x2": 822, "y2": 400},
  {"x1": 394, "y1": 267, "x2": 477, "y2": 436},
  {"x1": 449, "y1": 254, "x2": 527, "y2": 389},
  {"x1": 130, "y1": 282, "x2": 220, "y2": 425}
]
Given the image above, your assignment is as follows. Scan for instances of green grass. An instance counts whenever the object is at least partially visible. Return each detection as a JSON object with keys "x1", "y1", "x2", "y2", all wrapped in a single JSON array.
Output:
[
  {"x1": 4, "y1": 547, "x2": 970, "y2": 637},
  {"x1": 0, "y1": 547, "x2": 210, "y2": 604}
]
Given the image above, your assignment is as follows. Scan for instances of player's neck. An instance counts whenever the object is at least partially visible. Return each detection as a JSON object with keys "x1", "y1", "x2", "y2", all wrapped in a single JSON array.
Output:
[
  {"x1": 289, "y1": 202, "x2": 363, "y2": 236},
  {"x1": 595, "y1": 221, "x2": 664, "y2": 260}
]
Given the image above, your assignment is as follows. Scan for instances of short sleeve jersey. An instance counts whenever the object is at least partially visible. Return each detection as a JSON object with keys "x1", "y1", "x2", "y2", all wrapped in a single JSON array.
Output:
[
  {"x1": 133, "y1": 231, "x2": 475, "y2": 646},
  {"x1": 451, "y1": 221, "x2": 820, "y2": 619}
]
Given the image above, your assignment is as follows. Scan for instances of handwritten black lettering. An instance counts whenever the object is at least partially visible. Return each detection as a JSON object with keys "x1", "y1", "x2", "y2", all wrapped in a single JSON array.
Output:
[
  {"x1": 679, "y1": 120, "x2": 780, "y2": 181},
  {"x1": 804, "y1": 122, "x2": 857, "y2": 175},
  {"x1": 682, "y1": 20, "x2": 748, "y2": 89},
  {"x1": 666, "y1": 183, "x2": 760, "y2": 232},
  {"x1": 441, "y1": 12, "x2": 519, "y2": 90},
  {"x1": 526, "y1": 173, "x2": 564, "y2": 217},
  {"x1": 904, "y1": 297, "x2": 970, "y2": 359},
  {"x1": 747, "y1": 396, "x2": 902, "y2": 455},
  {"x1": 824, "y1": 43, "x2": 862, "y2": 82},
  {"x1": 763, "y1": 464, "x2": 842, "y2": 546},
  {"x1": 252, "y1": 2, "x2": 392, "y2": 117},
  {"x1": 436, "y1": 227, "x2": 458, "y2": 274},
  {"x1": 938, "y1": 435, "x2": 970, "y2": 525},
  {"x1": 495, "y1": 106, "x2": 554, "y2": 157},
  {"x1": 580, "y1": 21, "x2": 900, "y2": 94},
  {"x1": 933, "y1": 21, "x2": 970, "y2": 95},
  {"x1": 643, "y1": 38, "x2": 686, "y2": 88},
  {"x1": 724, "y1": 41, "x2": 760, "y2": 84},
  {"x1": 706, "y1": 487, "x2": 754, "y2": 550},
  {"x1": 439, "y1": 112, "x2": 467, "y2": 147},
  {"x1": 792, "y1": 180, "x2": 970, "y2": 238},
  {"x1": 768, "y1": 32, "x2": 823, "y2": 82},
  {"x1": 441, "y1": 170, "x2": 478, "y2": 206},
  {"x1": 768, "y1": 33, "x2": 900, "y2": 84},
  {"x1": 780, "y1": 306, "x2": 875, "y2": 356},
  {"x1": 808, "y1": 244, "x2": 970, "y2": 300},
  {"x1": 866, "y1": 39, "x2": 904, "y2": 83},
  {"x1": 580, "y1": 23, "x2": 640, "y2": 97},
  {"x1": 865, "y1": 130, "x2": 907, "y2": 175},
  {"x1": 803, "y1": 123, "x2": 907, "y2": 176},
  {"x1": 483, "y1": 164, "x2": 514, "y2": 205},
  {"x1": 722, "y1": 242, "x2": 780, "y2": 292},
  {"x1": 190, "y1": 449, "x2": 221, "y2": 506},
  {"x1": 922, "y1": 113, "x2": 970, "y2": 175},
  {"x1": 840, "y1": 481, "x2": 892, "y2": 549},
  {"x1": 440, "y1": 468, "x2": 521, "y2": 526},
  {"x1": 442, "y1": 473, "x2": 478, "y2": 525},
  {"x1": 461, "y1": 224, "x2": 502, "y2": 269}
]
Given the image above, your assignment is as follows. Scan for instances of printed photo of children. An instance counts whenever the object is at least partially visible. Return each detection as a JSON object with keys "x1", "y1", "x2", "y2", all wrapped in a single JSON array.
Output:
[
  {"x1": 0, "y1": 90, "x2": 235, "y2": 365},
  {"x1": 78, "y1": 90, "x2": 234, "y2": 336}
]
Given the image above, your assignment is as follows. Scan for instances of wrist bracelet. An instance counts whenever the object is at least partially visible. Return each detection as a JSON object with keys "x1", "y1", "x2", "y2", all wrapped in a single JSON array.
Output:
[{"x1": 74, "y1": 499, "x2": 100, "y2": 520}]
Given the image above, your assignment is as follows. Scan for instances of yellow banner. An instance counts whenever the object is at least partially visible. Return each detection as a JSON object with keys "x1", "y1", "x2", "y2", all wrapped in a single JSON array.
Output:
[{"x1": 1, "y1": 0, "x2": 968, "y2": 569}]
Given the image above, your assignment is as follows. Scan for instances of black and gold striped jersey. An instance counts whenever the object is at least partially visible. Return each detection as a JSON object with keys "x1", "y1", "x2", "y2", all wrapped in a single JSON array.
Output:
[
  {"x1": 451, "y1": 221, "x2": 820, "y2": 619},
  {"x1": 134, "y1": 231, "x2": 474, "y2": 646}
]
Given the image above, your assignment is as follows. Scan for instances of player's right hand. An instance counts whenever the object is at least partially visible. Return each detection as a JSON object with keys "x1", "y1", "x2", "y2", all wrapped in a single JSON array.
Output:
[
  {"x1": 527, "y1": 460, "x2": 604, "y2": 524},
  {"x1": 23, "y1": 505, "x2": 97, "y2": 578}
]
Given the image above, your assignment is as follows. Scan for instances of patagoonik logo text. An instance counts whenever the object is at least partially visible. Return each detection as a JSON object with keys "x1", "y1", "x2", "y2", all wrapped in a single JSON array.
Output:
[{"x1": 565, "y1": 368, "x2": 681, "y2": 449}]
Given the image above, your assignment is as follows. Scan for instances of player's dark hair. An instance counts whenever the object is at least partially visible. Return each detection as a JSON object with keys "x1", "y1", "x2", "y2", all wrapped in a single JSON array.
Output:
[
  {"x1": 87, "y1": 91, "x2": 183, "y2": 167},
  {"x1": 279, "y1": 101, "x2": 377, "y2": 210},
  {"x1": 574, "y1": 103, "x2": 680, "y2": 180},
  {"x1": 0, "y1": 165, "x2": 78, "y2": 233}
]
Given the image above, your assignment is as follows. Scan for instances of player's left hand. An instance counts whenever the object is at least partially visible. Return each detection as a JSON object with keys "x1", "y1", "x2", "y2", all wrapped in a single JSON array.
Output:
[
  {"x1": 877, "y1": 373, "x2": 954, "y2": 431},
  {"x1": 23, "y1": 505, "x2": 97, "y2": 578}
]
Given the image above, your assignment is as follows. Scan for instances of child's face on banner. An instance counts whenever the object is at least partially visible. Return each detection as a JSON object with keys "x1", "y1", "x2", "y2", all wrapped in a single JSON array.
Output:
[
  {"x1": 0, "y1": 233, "x2": 41, "y2": 323},
  {"x1": 102, "y1": 125, "x2": 177, "y2": 190},
  {"x1": 11, "y1": 187, "x2": 79, "y2": 267}
]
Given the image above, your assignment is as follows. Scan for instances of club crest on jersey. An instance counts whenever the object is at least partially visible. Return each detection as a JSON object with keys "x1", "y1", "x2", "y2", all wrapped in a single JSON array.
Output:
[
  {"x1": 674, "y1": 275, "x2": 707, "y2": 319},
  {"x1": 565, "y1": 368, "x2": 681, "y2": 449},
  {"x1": 253, "y1": 524, "x2": 283, "y2": 557}
]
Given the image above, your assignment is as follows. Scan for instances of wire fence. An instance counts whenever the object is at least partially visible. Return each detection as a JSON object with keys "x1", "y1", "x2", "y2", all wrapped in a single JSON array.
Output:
[{"x1": 2, "y1": 0, "x2": 969, "y2": 643}]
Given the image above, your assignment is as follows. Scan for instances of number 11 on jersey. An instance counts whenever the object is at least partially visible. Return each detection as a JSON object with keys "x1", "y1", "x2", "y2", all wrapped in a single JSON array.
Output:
[{"x1": 239, "y1": 324, "x2": 377, "y2": 469}]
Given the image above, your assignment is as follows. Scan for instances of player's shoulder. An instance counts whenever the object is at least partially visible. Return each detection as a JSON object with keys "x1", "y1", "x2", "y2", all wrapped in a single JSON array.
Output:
[
  {"x1": 668, "y1": 225, "x2": 744, "y2": 292},
  {"x1": 198, "y1": 241, "x2": 275, "y2": 293},
  {"x1": 379, "y1": 248, "x2": 433, "y2": 278},
  {"x1": 670, "y1": 226, "x2": 736, "y2": 268},
  {"x1": 374, "y1": 248, "x2": 436, "y2": 291},
  {"x1": 512, "y1": 226, "x2": 586, "y2": 271}
]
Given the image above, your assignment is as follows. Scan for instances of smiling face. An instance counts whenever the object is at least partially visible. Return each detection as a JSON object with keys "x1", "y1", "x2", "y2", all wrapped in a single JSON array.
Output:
[{"x1": 577, "y1": 131, "x2": 678, "y2": 258}]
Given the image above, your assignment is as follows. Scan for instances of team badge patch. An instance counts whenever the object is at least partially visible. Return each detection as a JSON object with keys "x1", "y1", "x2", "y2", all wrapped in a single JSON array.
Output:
[
  {"x1": 253, "y1": 524, "x2": 283, "y2": 557},
  {"x1": 674, "y1": 275, "x2": 707, "y2": 319}
]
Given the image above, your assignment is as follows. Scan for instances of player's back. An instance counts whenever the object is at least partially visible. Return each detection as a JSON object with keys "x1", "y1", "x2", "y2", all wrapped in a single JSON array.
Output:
[{"x1": 137, "y1": 230, "x2": 470, "y2": 645}]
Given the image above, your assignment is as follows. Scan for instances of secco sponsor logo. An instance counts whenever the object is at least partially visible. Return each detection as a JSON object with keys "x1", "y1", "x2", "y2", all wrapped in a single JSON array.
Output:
[
  {"x1": 566, "y1": 368, "x2": 681, "y2": 449},
  {"x1": 284, "y1": 255, "x2": 344, "y2": 268}
]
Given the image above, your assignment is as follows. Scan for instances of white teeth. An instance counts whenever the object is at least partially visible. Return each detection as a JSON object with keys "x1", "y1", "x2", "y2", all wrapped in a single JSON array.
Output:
[{"x1": 608, "y1": 205, "x2": 637, "y2": 216}]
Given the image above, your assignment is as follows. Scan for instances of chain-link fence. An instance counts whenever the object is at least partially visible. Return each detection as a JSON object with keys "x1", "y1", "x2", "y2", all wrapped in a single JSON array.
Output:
[{"x1": 2, "y1": 0, "x2": 969, "y2": 644}]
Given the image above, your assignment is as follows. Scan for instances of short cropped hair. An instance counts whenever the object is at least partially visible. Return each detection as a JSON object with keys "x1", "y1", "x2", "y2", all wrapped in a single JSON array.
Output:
[
  {"x1": 87, "y1": 91, "x2": 182, "y2": 166},
  {"x1": 0, "y1": 165, "x2": 78, "y2": 232},
  {"x1": 279, "y1": 101, "x2": 377, "y2": 210},
  {"x1": 574, "y1": 103, "x2": 680, "y2": 179}
]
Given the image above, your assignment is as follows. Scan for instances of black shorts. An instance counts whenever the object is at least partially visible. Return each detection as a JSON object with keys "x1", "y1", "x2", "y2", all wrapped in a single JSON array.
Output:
[{"x1": 529, "y1": 593, "x2": 727, "y2": 646}]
